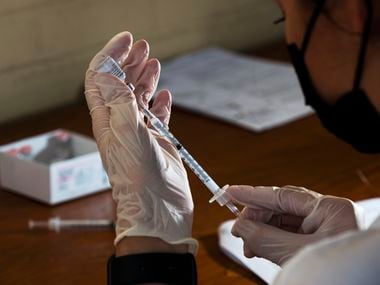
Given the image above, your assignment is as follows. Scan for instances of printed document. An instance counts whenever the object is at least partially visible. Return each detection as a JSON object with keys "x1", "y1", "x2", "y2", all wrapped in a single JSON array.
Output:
[{"x1": 159, "y1": 47, "x2": 313, "y2": 132}]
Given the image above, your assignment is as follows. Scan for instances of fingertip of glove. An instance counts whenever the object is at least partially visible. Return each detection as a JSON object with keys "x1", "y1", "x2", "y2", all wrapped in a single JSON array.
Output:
[
  {"x1": 154, "y1": 90, "x2": 172, "y2": 109},
  {"x1": 148, "y1": 57, "x2": 161, "y2": 69},
  {"x1": 231, "y1": 224, "x2": 240, "y2": 237},
  {"x1": 107, "y1": 31, "x2": 133, "y2": 52},
  {"x1": 133, "y1": 38, "x2": 149, "y2": 53},
  {"x1": 231, "y1": 217, "x2": 248, "y2": 237},
  {"x1": 226, "y1": 185, "x2": 254, "y2": 198},
  {"x1": 225, "y1": 185, "x2": 239, "y2": 194},
  {"x1": 115, "y1": 31, "x2": 133, "y2": 41}
]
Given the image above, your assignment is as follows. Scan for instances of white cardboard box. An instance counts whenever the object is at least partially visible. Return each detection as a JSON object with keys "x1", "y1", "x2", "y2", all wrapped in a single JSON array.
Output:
[{"x1": 0, "y1": 129, "x2": 110, "y2": 205}]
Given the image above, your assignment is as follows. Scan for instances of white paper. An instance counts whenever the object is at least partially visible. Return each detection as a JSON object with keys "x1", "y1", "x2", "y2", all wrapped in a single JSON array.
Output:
[
  {"x1": 356, "y1": 198, "x2": 380, "y2": 229},
  {"x1": 159, "y1": 47, "x2": 313, "y2": 132}
]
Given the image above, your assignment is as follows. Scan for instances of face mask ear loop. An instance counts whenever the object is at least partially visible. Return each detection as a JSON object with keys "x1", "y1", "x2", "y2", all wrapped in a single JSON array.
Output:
[
  {"x1": 300, "y1": 0, "x2": 327, "y2": 55},
  {"x1": 353, "y1": 0, "x2": 373, "y2": 92}
]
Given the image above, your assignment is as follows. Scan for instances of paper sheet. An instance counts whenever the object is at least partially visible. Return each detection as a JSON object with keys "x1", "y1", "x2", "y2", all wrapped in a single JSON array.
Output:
[
  {"x1": 356, "y1": 198, "x2": 380, "y2": 229},
  {"x1": 159, "y1": 47, "x2": 313, "y2": 132}
]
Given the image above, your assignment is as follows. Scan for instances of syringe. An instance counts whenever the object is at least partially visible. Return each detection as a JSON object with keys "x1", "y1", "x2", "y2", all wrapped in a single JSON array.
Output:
[
  {"x1": 96, "y1": 56, "x2": 240, "y2": 216},
  {"x1": 143, "y1": 108, "x2": 240, "y2": 216},
  {"x1": 28, "y1": 217, "x2": 114, "y2": 232}
]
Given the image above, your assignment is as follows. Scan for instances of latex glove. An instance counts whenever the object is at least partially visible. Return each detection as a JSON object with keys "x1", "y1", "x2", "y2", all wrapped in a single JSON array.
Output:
[
  {"x1": 227, "y1": 185, "x2": 364, "y2": 265},
  {"x1": 84, "y1": 32, "x2": 198, "y2": 254}
]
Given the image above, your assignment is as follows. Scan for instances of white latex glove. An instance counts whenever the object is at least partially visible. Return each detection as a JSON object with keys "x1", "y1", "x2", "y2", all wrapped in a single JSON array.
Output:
[
  {"x1": 84, "y1": 32, "x2": 198, "y2": 254},
  {"x1": 226, "y1": 185, "x2": 364, "y2": 265}
]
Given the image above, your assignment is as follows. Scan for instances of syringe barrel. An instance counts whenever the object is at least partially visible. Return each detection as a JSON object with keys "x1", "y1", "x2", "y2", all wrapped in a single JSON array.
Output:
[
  {"x1": 225, "y1": 202, "x2": 240, "y2": 217},
  {"x1": 58, "y1": 219, "x2": 114, "y2": 227},
  {"x1": 177, "y1": 147, "x2": 219, "y2": 194}
]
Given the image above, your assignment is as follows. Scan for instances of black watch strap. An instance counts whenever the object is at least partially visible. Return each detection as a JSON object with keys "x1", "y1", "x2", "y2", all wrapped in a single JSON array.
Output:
[{"x1": 107, "y1": 252, "x2": 197, "y2": 285}]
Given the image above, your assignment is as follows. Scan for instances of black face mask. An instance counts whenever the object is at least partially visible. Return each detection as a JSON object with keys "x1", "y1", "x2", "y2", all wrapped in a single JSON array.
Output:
[{"x1": 287, "y1": 0, "x2": 380, "y2": 153}]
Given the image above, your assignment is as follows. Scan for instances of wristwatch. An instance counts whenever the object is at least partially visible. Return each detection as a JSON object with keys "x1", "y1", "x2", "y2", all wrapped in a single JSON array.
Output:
[{"x1": 107, "y1": 252, "x2": 197, "y2": 285}]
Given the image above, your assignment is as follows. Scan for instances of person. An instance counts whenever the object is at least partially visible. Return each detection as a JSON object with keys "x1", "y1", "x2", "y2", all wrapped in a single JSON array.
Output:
[{"x1": 84, "y1": 0, "x2": 380, "y2": 284}]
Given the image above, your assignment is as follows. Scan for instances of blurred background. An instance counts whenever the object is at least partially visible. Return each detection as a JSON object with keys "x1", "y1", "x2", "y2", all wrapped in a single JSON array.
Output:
[{"x1": 0, "y1": 0, "x2": 282, "y2": 124}]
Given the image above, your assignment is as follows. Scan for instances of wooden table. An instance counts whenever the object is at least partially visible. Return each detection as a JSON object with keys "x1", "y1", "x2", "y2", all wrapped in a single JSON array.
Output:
[{"x1": 1, "y1": 45, "x2": 380, "y2": 285}]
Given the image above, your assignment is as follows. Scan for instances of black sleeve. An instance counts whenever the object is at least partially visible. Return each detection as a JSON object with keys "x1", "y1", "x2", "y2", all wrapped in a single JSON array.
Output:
[{"x1": 107, "y1": 252, "x2": 197, "y2": 285}]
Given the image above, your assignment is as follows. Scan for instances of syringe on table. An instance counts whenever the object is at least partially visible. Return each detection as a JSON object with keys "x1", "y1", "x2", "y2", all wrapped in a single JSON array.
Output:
[
  {"x1": 29, "y1": 217, "x2": 114, "y2": 232},
  {"x1": 96, "y1": 56, "x2": 240, "y2": 216}
]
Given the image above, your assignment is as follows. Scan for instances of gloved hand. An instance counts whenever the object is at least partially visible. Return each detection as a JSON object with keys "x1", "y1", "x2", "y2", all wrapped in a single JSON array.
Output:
[
  {"x1": 227, "y1": 185, "x2": 364, "y2": 265},
  {"x1": 84, "y1": 32, "x2": 198, "y2": 254}
]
